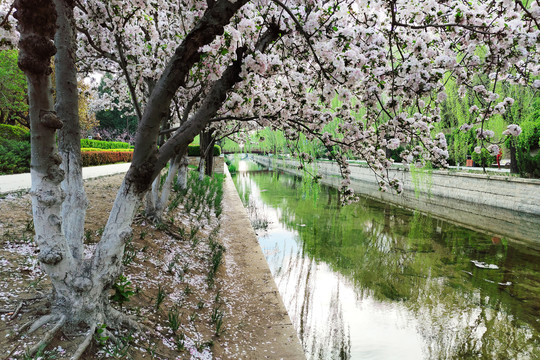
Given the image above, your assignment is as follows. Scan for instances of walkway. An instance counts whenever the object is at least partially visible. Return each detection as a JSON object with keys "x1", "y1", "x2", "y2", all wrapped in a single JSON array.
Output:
[{"x1": 0, "y1": 163, "x2": 131, "y2": 195}]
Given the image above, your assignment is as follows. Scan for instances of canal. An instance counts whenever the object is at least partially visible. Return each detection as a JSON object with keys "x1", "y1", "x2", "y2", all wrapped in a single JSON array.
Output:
[{"x1": 232, "y1": 162, "x2": 540, "y2": 360}]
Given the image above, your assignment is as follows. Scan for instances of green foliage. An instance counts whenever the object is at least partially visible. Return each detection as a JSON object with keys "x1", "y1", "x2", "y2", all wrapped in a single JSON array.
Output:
[
  {"x1": 155, "y1": 284, "x2": 166, "y2": 310},
  {"x1": 81, "y1": 138, "x2": 132, "y2": 149},
  {"x1": 0, "y1": 50, "x2": 28, "y2": 126},
  {"x1": 0, "y1": 124, "x2": 29, "y2": 141},
  {"x1": 471, "y1": 148, "x2": 496, "y2": 168},
  {"x1": 94, "y1": 324, "x2": 110, "y2": 346},
  {"x1": 110, "y1": 275, "x2": 134, "y2": 307},
  {"x1": 187, "y1": 144, "x2": 221, "y2": 156},
  {"x1": 513, "y1": 109, "x2": 540, "y2": 177},
  {"x1": 0, "y1": 137, "x2": 31, "y2": 174},
  {"x1": 168, "y1": 308, "x2": 181, "y2": 333},
  {"x1": 227, "y1": 163, "x2": 237, "y2": 174}
]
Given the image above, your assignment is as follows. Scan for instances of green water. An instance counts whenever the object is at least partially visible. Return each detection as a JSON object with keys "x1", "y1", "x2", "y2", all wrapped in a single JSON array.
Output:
[{"x1": 233, "y1": 165, "x2": 540, "y2": 360}]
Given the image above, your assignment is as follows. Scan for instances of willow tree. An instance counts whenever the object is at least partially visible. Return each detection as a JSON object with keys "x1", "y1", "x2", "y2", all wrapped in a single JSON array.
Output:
[{"x1": 12, "y1": 0, "x2": 537, "y2": 357}]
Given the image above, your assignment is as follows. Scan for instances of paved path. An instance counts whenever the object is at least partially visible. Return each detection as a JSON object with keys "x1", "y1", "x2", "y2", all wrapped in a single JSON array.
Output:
[
  {"x1": 219, "y1": 168, "x2": 306, "y2": 359},
  {"x1": 0, "y1": 163, "x2": 131, "y2": 194}
]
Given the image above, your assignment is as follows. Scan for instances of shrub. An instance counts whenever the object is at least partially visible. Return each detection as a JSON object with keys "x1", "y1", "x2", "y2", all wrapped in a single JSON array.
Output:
[
  {"x1": 81, "y1": 147, "x2": 133, "y2": 152},
  {"x1": 227, "y1": 163, "x2": 237, "y2": 175},
  {"x1": 513, "y1": 118, "x2": 540, "y2": 178},
  {"x1": 0, "y1": 138, "x2": 31, "y2": 174},
  {"x1": 187, "y1": 144, "x2": 221, "y2": 156},
  {"x1": 80, "y1": 138, "x2": 132, "y2": 150},
  {"x1": 471, "y1": 148, "x2": 496, "y2": 168},
  {"x1": 82, "y1": 150, "x2": 133, "y2": 166},
  {"x1": 0, "y1": 124, "x2": 30, "y2": 141}
]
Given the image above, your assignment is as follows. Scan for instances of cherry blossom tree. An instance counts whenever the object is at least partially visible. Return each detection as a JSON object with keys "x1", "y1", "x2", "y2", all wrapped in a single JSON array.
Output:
[{"x1": 11, "y1": 0, "x2": 538, "y2": 356}]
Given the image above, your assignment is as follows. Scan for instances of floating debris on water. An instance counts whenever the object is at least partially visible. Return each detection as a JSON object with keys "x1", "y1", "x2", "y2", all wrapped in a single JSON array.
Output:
[{"x1": 471, "y1": 260, "x2": 499, "y2": 269}]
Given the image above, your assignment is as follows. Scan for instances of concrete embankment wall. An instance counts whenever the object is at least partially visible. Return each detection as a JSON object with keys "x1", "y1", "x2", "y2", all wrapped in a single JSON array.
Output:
[{"x1": 251, "y1": 155, "x2": 540, "y2": 244}]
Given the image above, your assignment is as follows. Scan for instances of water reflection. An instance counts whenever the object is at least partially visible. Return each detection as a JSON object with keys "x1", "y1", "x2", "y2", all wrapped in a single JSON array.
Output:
[{"x1": 234, "y1": 164, "x2": 540, "y2": 360}]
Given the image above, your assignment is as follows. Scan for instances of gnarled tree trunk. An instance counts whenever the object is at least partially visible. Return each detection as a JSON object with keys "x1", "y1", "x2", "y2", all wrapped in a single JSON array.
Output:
[{"x1": 15, "y1": 0, "x2": 275, "y2": 355}]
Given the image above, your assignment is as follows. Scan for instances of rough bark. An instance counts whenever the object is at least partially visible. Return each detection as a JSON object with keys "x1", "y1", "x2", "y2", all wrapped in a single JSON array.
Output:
[
  {"x1": 509, "y1": 139, "x2": 518, "y2": 174},
  {"x1": 156, "y1": 23, "x2": 283, "y2": 173},
  {"x1": 55, "y1": 0, "x2": 87, "y2": 262},
  {"x1": 201, "y1": 129, "x2": 215, "y2": 176},
  {"x1": 176, "y1": 150, "x2": 189, "y2": 190},
  {"x1": 127, "y1": 0, "x2": 249, "y2": 194},
  {"x1": 14, "y1": 1, "x2": 281, "y2": 352},
  {"x1": 145, "y1": 154, "x2": 181, "y2": 221},
  {"x1": 15, "y1": 0, "x2": 83, "y2": 328}
]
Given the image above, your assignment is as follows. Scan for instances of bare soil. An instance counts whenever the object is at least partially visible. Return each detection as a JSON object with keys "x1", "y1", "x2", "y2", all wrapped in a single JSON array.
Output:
[{"x1": 0, "y1": 172, "x2": 304, "y2": 359}]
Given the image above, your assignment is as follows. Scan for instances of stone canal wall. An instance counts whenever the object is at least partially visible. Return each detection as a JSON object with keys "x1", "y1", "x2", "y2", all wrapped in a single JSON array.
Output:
[{"x1": 251, "y1": 155, "x2": 540, "y2": 244}]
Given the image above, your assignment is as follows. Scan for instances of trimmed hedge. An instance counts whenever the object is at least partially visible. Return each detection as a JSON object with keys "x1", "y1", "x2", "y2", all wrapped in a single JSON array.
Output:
[
  {"x1": 81, "y1": 147, "x2": 133, "y2": 152},
  {"x1": 82, "y1": 150, "x2": 133, "y2": 166},
  {"x1": 81, "y1": 138, "x2": 132, "y2": 150},
  {"x1": 187, "y1": 144, "x2": 221, "y2": 156},
  {"x1": 0, "y1": 138, "x2": 31, "y2": 174},
  {"x1": 0, "y1": 124, "x2": 30, "y2": 141}
]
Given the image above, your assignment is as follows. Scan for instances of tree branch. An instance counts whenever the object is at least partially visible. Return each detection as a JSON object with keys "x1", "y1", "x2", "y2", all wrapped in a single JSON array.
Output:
[{"x1": 270, "y1": 0, "x2": 330, "y2": 80}]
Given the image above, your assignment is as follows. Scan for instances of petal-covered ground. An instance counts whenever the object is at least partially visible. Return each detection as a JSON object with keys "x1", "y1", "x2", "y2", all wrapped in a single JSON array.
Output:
[{"x1": 0, "y1": 172, "x2": 303, "y2": 359}]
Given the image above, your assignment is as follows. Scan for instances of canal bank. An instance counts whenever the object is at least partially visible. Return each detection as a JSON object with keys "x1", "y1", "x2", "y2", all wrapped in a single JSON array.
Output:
[
  {"x1": 251, "y1": 155, "x2": 540, "y2": 244},
  {"x1": 220, "y1": 168, "x2": 306, "y2": 359}
]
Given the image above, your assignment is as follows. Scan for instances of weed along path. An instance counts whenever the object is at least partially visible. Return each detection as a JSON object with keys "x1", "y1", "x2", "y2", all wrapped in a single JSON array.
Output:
[{"x1": 0, "y1": 169, "x2": 304, "y2": 359}]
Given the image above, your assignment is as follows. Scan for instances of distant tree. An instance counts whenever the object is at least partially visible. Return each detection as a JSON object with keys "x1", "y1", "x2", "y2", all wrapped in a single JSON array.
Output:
[
  {"x1": 0, "y1": 49, "x2": 29, "y2": 127},
  {"x1": 94, "y1": 74, "x2": 138, "y2": 135}
]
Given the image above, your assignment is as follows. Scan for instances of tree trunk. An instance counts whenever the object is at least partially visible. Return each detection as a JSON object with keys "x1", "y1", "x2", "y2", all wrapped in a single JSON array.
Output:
[
  {"x1": 14, "y1": 2, "x2": 278, "y2": 353},
  {"x1": 144, "y1": 154, "x2": 182, "y2": 222},
  {"x1": 198, "y1": 157, "x2": 206, "y2": 181},
  {"x1": 176, "y1": 150, "x2": 189, "y2": 190},
  {"x1": 55, "y1": 0, "x2": 87, "y2": 262},
  {"x1": 509, "y1": 139, "x2": 518, "y2": 174}
]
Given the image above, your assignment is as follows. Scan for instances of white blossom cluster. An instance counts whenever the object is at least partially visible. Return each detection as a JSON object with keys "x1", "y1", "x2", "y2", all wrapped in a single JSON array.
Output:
[{"x1": 6, "y1": 0, "x2": 539, "y2": 195}]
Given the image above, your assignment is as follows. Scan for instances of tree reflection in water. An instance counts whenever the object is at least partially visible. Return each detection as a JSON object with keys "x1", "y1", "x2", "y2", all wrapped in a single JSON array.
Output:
[{"x1": 234, "y1": 166, "x2": 540, "y2": 360}]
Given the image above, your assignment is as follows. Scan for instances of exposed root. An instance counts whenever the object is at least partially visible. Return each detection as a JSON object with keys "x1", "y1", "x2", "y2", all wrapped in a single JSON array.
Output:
[
  {"x1": 103, "y1": 328, "x2": 118, "y2": 343},
  {"x1": 106, "y1": 307, "x2": 155, "y2": 335},
  {"x1": 9, "y1": 301, "x2": 23, "y2": 321},
  {"x1": 28, "y1": 313, "x2": 58, "y2": 334},
  {"x1": 3, "y1": 343, "x2": 20, "y2": 360},
  {"x1": 15, "y1": 320, "x2": 33, "y2": 337},
  {"x1": 70, "y1": 323, "x2": 96, "y2": 360},
  {"x1": 27, "y1": 315, "x2": 66, "y2": 356}
]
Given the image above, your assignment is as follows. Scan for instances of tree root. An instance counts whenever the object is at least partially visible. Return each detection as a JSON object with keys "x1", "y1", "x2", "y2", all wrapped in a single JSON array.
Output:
[
  {"x1": 103, "y1": 328, "x2": 119, "y2": 344},
  {"x1": 28, "y1": 313, "x2": 58, "y2": 334},
  {"x1": 27, "y1": 315, "x2": 66, "y2": 356},
  {"x1": 70, "y1": 323, "x2": 96, "y2": 360},
  {"x1": 106, "y1": 307, "x2": 155, "y2": 336},
  {"x1": 9, "y1": 301, "x2": 23, "y2": 321},
  {"x1": 3, "y1": 343, "x2": 20, "y2": 360}
]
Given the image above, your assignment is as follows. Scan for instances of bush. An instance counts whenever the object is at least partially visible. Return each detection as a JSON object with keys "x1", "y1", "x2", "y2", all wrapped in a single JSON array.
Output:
[
  {"x1": 187, "y1": 144, "x2": 221, "y2": 156},
  {"x1": 0, "y1": 124, "x2": 30, "y2": 141},
  {"x1": 0, "y1": 138, "x2": 31, "y2": 174},
  {"x1": 513, "y1": 118, "x2": 540, "y2": 178},
  {"x1": 471, "y1": 148, "x2": 496, "y2": 167},
  {"x1": 81, "y1": 138, "x2": 132, "y2": 150},
  {"x1": 227, "y1": 163, "x2": 237, "y2": 175},
  {"x1": 81, "y1": 147, "x2": 133, "y2": 152},
  {"x1": 82, "y1": 150, "x2": 133, "y2": 166}
]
